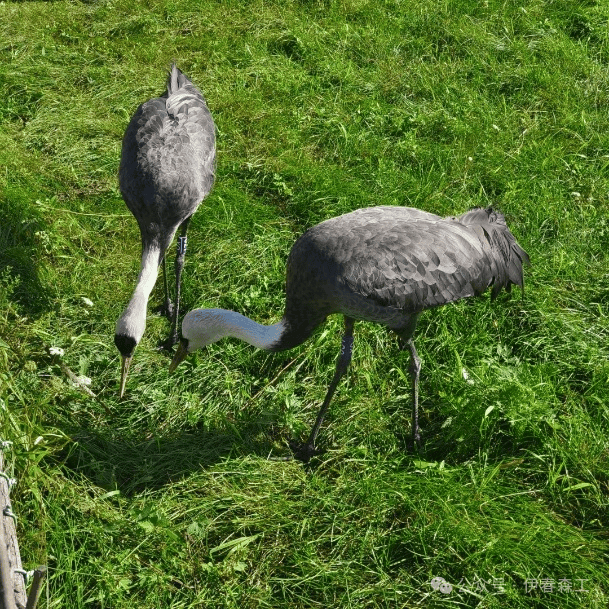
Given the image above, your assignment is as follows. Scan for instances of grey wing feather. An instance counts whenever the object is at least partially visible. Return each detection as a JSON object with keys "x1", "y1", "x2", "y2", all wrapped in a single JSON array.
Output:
[
  {"x1": 282, "y1": 206, "x2": 528, "y2": 340},
  {"x1": 118, "y1": 66, "x2": 216, "y2": 243},
  {"x1": 344, "y1": 221, "x2": 494, "y2": 313},
  {"x1": 301, "y1": 207, "x2": 527, "y2": 314}
]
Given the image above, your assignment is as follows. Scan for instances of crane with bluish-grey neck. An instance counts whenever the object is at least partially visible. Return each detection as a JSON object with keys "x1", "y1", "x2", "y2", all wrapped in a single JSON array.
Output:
[
  {"x1": 114, "y1": 64, "x2": 216, "y2": 398},
  {"x1": 170, "y1": 206, "x2": 529, "y2": 462}
]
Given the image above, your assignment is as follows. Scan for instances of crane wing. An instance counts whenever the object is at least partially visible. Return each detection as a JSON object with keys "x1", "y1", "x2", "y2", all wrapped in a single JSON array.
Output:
[
  {"x1": 283, "y1": 206, "x2": 528, "y2": 341},
  {"x1": 326, "y1": 210, "x2": 528, "y2": 313},
  {"x1": 119, "y1": 67, "x2": 216, "y2": 231},
  {"x1": 338, "y1": 217, "x2": 520, "y2": 313},
  {"x1": 164, "y1": 69, "x2": 216, "y2": 196}
]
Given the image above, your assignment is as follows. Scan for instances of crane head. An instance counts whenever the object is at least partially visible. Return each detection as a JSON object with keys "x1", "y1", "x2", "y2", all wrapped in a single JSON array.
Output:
[
  {"x1": 169, "y1": 308, "x2": 234, "y2": 372},
  {"x1": 114, "y1": 334, "x2": 137, "y2": 398}
]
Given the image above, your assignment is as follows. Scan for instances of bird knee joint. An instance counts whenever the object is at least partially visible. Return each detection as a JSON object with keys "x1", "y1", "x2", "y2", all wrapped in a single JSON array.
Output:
[{"x1": 337, "y1": 336, "x2": 353, "y2": 370}]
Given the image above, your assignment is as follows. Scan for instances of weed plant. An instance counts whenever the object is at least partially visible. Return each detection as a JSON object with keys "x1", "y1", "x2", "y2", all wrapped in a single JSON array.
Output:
[{"x1": 1, "y1": 0, "x2": 608, "y2": 607}]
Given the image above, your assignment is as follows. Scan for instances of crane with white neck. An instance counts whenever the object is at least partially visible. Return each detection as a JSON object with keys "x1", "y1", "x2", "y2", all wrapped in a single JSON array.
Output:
[
  {"x1": 170, "y1": 206, "x2": 529, "y2": 462},
  {"x1": 114, "y1": 64, "x2": 216, "y2": 398}
]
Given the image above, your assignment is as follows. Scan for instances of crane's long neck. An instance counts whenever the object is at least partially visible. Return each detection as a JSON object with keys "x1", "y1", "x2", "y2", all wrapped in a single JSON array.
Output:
[
  {"x1": 183, "y1": 308, "x2": 318, "y2": 353},
  {"x1": 115, "y1": 242, "x2": 162, "y2": 346},
  {"x1": 224, "y1": 310, "x2": 287, "y2": 350}
]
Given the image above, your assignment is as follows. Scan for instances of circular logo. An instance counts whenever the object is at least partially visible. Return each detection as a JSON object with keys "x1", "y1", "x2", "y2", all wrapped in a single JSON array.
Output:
[
  {"x1": 439, "y1": 581, "x2": 453, "y2": 594},
  {"x1": 430, "y1": 577, "x2": 453, "y2": 594}
]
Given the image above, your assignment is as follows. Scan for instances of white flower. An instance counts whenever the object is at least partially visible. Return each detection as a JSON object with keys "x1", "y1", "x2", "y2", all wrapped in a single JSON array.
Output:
[
  {"x1": 75, "y1": 375, "x2": 92, "y2": 386},
  {"x1": 81, "y1": 297, "x2": 94, "y2": 307},
  {"x1": 462, "y1": 368, "x2": 475, "y2": 385},
  {"x1": 49, "y1": 347, "x2": 64, "y2": 357}
]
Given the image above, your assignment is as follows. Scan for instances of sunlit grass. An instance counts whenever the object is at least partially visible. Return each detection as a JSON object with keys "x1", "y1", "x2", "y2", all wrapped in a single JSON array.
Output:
[{"x1": 1, "y1": 0, "x2": 608, "y2": 607}]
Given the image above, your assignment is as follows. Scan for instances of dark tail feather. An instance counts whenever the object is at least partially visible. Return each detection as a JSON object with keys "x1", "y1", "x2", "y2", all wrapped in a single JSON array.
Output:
[
  {"x1": 167, "y1": 63, "x2": 188, "y2": 95},
  {"x1": 458, "y1": 207, "x2": 530, "y2": 299}
]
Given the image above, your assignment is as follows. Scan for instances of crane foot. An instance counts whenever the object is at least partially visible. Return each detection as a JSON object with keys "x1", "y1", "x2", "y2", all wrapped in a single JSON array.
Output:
[
  {"x1": 289, "y1": 440, "x2": 321, "y2": 464},
  {"x1": 155, "y1": 299, "x2": 175, "y2": 321},
  {"x1": 158, "y1": 334, "x2": 178, "y2": 352},
  {"x1": 407, "y1": 430, "x2": 422, "y2": 452}
]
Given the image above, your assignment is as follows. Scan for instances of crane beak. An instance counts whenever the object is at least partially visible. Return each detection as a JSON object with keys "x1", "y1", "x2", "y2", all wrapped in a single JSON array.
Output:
[
  {"x1": 169, "y1": 340, "x2": 189, "y2": 373},
  {"x1": 119, "y1": 355, "x2": 132, "y2": 398}
]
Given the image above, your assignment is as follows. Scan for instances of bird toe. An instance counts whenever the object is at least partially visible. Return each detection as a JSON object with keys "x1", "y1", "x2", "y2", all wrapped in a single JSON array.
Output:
[
  {"x1": 158, "y1": 335, "x2": 179, "y2": 352},
  {"x1": 289, "y1": 440, "x2": 321, "y2": 464}
]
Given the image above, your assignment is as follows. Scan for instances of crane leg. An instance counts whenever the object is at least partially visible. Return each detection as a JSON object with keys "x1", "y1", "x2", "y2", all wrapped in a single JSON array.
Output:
[
  {"x1": 160, "y1": 254, "x2": 174, "y2": 320},
  {"x1": 404, "y1": 338, "x2": 421, "y2": 447},
  {"x1": 291, "y1": 317, "x2": 355, "y2": 463},
  {"x1": 161, "y1": 218, "x2": 191, "y2": 350}
]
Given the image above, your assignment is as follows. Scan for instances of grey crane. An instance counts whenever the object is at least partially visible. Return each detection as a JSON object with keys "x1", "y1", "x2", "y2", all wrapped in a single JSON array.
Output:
[
  {"x1": 169, "y1": 206, "x2": 529, "y2": 462},
  {"x1": 114, "y1": 64, "x2": 216, "y2": 398}
]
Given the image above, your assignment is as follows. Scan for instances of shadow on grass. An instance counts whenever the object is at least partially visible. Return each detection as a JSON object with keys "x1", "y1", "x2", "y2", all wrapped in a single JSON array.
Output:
[
  {"x1": 59, "y1": 421, "x2": 293, "y2": 495},
  {"x1": 0, "y1": 192, "x2": 51, "y2": 315},
  {"x1": 384, "y1": 391, "x2": 521, "y2": 465}
]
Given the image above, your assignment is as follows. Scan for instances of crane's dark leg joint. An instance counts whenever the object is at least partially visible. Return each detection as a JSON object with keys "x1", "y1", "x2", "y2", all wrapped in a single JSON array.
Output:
[{"x1": 339, "y1": 335, "x2": 354, "y2": 368}]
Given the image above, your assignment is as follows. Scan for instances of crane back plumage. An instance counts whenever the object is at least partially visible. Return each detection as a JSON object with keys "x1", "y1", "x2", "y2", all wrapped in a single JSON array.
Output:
[
  {"x1": 119, "y1": 64, "x2": 216, "y2": 258},
  {"x1": 274, "y1": 206, "x2": 529, "y2": 350}
]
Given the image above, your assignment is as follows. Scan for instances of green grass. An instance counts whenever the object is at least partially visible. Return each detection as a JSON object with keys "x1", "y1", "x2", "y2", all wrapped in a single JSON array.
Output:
[{"x1": 1, "y1": 0, "x2": 608, "y2": 607}]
